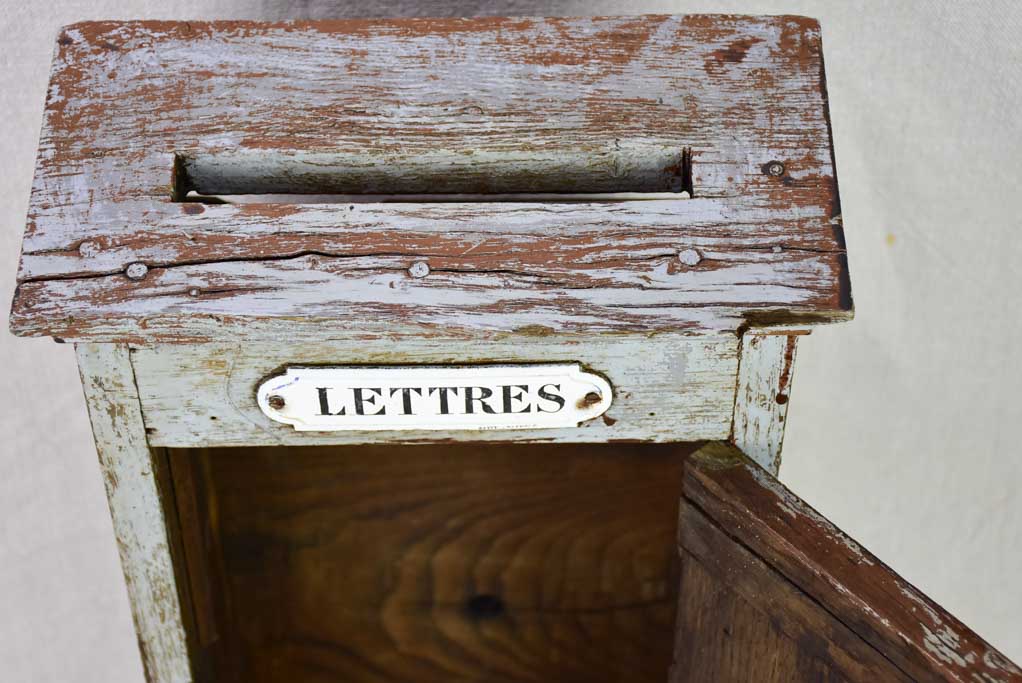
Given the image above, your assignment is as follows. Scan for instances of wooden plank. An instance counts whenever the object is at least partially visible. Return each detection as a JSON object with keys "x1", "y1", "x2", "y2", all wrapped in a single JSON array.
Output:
[
  {"x1": 731, "y1": 333, "x2": 799, "y2": 472},
  {"x1": 10, "y1": 15, "x2": 850, "y2": 343},
  {"x1": 681, "y1": 442, "x2": 1022, "y2": 683},
  {"x1": 130, "y1": 335, "x2": 738, "y2": 448},
  {"x1": 167, "y1": 441, "x2": 694, "y2": 682},
  {"x1": 673, "y1": 508, "x2": 910, "y2": 681},
  {"x1": 75, "y1": 344, "x2": 193, "y2": 683}
]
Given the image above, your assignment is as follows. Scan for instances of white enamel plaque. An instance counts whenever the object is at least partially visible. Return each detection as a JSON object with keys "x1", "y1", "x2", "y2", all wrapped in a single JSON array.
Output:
[{"x1": 256, "y1": 364, "x2": 612, "y2": 432}]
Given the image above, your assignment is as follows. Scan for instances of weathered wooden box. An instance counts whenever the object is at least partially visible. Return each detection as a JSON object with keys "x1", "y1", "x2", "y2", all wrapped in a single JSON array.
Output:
[{"x1": 12, "y1": 14, "x2": 1016, "y2": 683}]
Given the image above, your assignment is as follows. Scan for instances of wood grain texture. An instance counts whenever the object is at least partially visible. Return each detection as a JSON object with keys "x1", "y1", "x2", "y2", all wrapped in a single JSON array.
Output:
[
  {"x1": 10, "y1": 15, "x2": 851, "y2": 343},
  {"x1": 678, "y1": 442, "x2": 1022, "y2": 683},
  {"x1": 673, "y1": 511, "x2": 909, "y2": 682},
  {"x1": 75, "y1": 344, "x2": 192, "y2": 683},
  {"x1": 731, "y1": 333, "x2": 798, "y2": 472},
  {"x1": 130, "y1": 334, "x2": 738, "y2": 447},
  {"x1": 167, "y1": 442, "x2": 695, "y2": 682}
]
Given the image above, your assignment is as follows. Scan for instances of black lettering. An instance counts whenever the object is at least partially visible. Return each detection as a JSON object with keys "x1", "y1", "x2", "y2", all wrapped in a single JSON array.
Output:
[
  {"x1": 428, "y1": 386, "x2": 460, "y2": 414},
  {"x1": 463, "y1": 386, "x2": 497, "y2": 414},
  {"x1": 353, "y1": 387, "x2": 384, "y2": 416},
  {"x1": 389, "y1": 387, "x2": 423, "y2": 415},
  {"x1": 316, "y1": 387, "x2": 345, "y2": 415},
  {"x1": 537, "y1": 383, "x2": 565, "y2": 413},
  {"x1": 501, "y1": 385, "x2": 532, "y2": 414}
]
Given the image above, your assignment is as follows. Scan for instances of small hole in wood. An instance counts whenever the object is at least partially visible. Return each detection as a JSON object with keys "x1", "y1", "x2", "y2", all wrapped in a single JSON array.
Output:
[{"x1": 466, "y1": 594, "x2": 505, "y2": 620}]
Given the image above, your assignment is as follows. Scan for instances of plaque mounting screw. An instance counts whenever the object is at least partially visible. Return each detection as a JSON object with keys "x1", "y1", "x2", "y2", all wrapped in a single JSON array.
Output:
[
  {"x1": 267, "y1": 395, "x2": 286, "y2": 410},
  {"x1": 125, "y1": 262, "x2": 149, "y2": 280},
  {"x1": 577, "y1": 391, "x2": 603, "y2": 409},
  {"x1": 409, "y1": 261, "x2": 430, "y2": 278},
  {"x1": 765, "y1": 161, "x2": 786, "y2": 177}
]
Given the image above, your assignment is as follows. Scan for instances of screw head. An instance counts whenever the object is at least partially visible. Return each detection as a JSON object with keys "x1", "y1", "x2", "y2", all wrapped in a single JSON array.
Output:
[
  {"x1": 267, "y1": 395, "x2": 286, "y2": 410},
  {"x1": 409, "y1": 261, "x2": 430, "y2": 278},
  {"x1": 765, "y1": 161, "x2": 786, "y2": 177},
  {"x1": 677, "y1": 248, "x2": 702, "y2": 266},
  {"x1": 125, "y1": 262, "x2": 149, "y2": 280}
]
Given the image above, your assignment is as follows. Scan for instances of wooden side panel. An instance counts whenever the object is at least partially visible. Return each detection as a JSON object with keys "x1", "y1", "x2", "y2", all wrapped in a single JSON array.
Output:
[
  {"x1": 674, "y1": 443, "x2": 1022, "y2": 683},
  {"x1": 131, "y1": 335, "x2": 738, "y2": 447},
  {"x1": 731, "y1": 333, "x2": 799, "y2": 472},
  {"x1": 75, "y1": 344, "x2": 192, "y2": 683},
  {"x1": 167, "y1": 442, "x2": 695, "y2": 683},
  {"x1": 10, "y1": 15, "x2": 851, "y2": 343}
]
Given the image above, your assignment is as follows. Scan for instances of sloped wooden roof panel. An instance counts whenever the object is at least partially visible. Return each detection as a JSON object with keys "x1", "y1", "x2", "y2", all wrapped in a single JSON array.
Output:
[{"x1": 9, "y1": 15, "x2": 851, "y2": 343}]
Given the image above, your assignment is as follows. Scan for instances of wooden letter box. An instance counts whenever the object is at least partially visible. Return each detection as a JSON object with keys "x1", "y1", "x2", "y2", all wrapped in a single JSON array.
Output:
[{"x1": 10, "y1": 14, "x2": 1020, "y2": 683}]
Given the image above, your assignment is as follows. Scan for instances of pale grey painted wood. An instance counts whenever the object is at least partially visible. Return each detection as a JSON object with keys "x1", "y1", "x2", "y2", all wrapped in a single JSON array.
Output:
[
  {"x1": 9, "y1": 16, "x2": 850, "y2": 344},
  {"x1": 130, "y1": 334, "x2": 739, "y2": 447},
  {"x1": 75, "y1": 344, "x2": 191, "y2": 683},
  {"x1": 732, "y1": 333, "x2": 799, "y2": 472}
]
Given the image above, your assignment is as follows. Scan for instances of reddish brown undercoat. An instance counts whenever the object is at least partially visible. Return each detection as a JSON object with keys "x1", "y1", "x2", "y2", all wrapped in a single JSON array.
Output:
[{"x1": 10, "y1": 15, "x2": 851, "y2": 343}]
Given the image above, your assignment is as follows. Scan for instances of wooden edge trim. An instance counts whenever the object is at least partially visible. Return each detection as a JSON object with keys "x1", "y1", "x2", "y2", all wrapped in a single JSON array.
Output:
[
  {"x1": 76, "y1": 343, "x2": 193, "y2": 683},
  {"x1": 730, "y1": 334, "x2": 798, "y2": 473},
  {"x1": 682, "y1": 442, "x2": 1022, "y2": 683}
]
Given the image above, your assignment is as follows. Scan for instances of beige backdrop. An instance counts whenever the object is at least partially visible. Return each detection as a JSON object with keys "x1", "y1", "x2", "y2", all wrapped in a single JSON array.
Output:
[{"x1": 2, "y1": 1, "x2": 1020, "y2": 680}]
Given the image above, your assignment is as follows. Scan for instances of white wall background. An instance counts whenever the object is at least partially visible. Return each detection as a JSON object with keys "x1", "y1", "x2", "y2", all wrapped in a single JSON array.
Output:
[{"x1": 2, "y1": 1, "x2": 1019, "y2": 680}]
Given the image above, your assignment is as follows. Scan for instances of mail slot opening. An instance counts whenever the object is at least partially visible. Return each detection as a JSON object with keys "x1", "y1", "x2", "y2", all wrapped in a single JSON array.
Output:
[
  {"x1": 172, "y1": 147, "x2": 694, "y2": 203},
  {"x1": 166, "y1": 442, "x2": 695, "y2": 683}
]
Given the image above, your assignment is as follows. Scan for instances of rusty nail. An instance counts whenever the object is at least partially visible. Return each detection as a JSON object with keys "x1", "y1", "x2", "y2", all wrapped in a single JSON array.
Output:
[
  {"x1": 409, "y1": 261, "x2": 430, "y2": 278},
  {"x1": 125, "y1": 262, "x2": 149, "y2": 280},
  {"x1": 678, "y1": 248, "x2": 702, "y2": 266},
  {"x1": 577, "y1": 391, "x2": 603, "y2": 409},
  {"x1": 267, "y1": 395, "x2": 286, "y2": 410},
  {"x1": 765, "y1": 161, "x2": 785, "y2": 177}
]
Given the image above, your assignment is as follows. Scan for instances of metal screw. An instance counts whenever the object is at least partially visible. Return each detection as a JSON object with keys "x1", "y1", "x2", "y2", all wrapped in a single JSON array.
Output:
[
  {"x1": 765, "y1": 161, "x2": 786, "y2": 177},
  {"x1": 577, "y1": 391, "x2": 603, "y2": 409},
  {"x1": 772, "y1": 245, "x2": 783, "y2": 254},
  {"x1": 188, "y1": 288, "x2": 200, "y2": 297},
  {"x1": 78, "y1": 240, "x2": 99, "y2": 257},
  {"x1": 677, "y1": 248, "x2": 702, "y2": 266},
  {"x1": 267, "y1": 395, "x2": 286, "y2": 410},
  {"x1": 409, "y1": 261, "x2": 430, "y2": 278},
  {"x1": 125, "y1": 262, "x2": 149, "y2": 280}
]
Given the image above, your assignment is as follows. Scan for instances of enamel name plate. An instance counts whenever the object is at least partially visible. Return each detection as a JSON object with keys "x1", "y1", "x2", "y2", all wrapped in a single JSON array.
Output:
[{"x1": 256, "y1": 364, "x2": 612, "y2": 432}]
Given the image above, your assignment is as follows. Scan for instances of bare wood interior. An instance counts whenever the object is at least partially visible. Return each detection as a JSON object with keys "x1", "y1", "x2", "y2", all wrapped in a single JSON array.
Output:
[{"x1": 166, "y1": 442, "x2": 697, "y2": 683}]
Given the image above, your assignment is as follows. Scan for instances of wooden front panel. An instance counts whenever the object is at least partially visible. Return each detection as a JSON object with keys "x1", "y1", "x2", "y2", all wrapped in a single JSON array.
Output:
[
  {"x1": 672, "y1": 443, "x2": 1022, "y2": 683},
  {"x1": 168, "y1": 442, "x2": 695, "y2": 683}
]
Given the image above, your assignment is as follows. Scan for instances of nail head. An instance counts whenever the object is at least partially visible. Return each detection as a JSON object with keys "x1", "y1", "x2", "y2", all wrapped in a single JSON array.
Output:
[
  {"x1": 765, "y1": 161, "x2": 786, "y2": 177},
  {"x1": 678, "y1": 248, "x2": 702, "y2": 266},
  {"x1": 267, "y1": 395, "x2": 286, "y2": 410},
  {"x1": 125, "y1": 262, "x2": 149, "y2": 280},
  {"x1": 409, "y1": 261, "x2": 430, "y2": 278}
]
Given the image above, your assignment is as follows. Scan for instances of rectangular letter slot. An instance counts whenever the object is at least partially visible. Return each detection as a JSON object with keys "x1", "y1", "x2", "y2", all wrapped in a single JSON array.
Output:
[{"x1": 43, "y1": 16, "x2": 1022, "y2": 683}]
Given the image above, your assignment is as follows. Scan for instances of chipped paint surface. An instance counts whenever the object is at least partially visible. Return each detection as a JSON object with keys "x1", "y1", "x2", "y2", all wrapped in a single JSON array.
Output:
[
  {"x1": 731, "y1": 333, "x2": 799, "y2": 472},
  {"x1": 75, "y1": 344, "x2": 190, "y2": 683},
  {"x1": 130, "y1": 333, "x2": 738, "y2": 447},
  {"x1": 9, "y1": 15, "x2": 850, "y2": 343}
]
